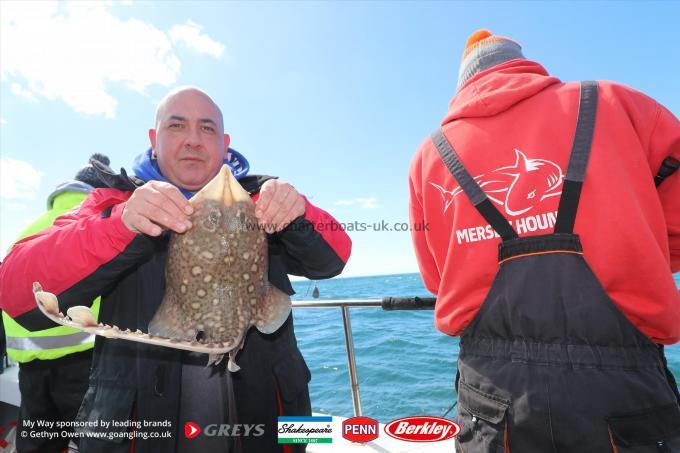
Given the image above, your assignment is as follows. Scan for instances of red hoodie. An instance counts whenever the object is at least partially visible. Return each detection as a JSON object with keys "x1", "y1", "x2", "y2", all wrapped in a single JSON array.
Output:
[{"x1": 409, "y1": 59, "x2": 680, "y2": 344}]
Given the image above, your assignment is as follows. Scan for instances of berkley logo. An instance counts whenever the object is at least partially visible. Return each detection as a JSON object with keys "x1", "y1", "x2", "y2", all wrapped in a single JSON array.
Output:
[
  {"x1": 384, "y1": 416, "x2": 460, "y2": 442},
  {"x1": 342, "y1": 416, "x2": 379, "y2": 443},
  {"x1": 185, "y1": 422, "x2": 201, "y2": 439}
]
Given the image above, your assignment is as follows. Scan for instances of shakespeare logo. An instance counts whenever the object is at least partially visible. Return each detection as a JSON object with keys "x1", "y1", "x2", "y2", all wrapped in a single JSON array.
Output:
[
  {"x1": 430, "y1": 149, "x2": 564, "y2": 216},
  {"x1": 278, "y1": 416, "x2": 333, "y2": 444}
]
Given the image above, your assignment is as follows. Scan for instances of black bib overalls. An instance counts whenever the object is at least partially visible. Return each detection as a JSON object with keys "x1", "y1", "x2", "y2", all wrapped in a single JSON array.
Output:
[{"x1": 432, "y1": 81, "x2": 680, "y2": 453}]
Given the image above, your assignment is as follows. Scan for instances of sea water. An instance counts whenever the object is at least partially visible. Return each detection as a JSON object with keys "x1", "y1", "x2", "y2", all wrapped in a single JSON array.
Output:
[{"x1": 292, "y1": 273, "x2": 680, "y2": 423}]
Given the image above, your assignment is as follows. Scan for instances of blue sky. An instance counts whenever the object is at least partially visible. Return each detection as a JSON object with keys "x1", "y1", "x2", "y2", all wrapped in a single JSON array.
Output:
[{"x1": 1, "y1": 1, "x2": 679, "y2": 277}]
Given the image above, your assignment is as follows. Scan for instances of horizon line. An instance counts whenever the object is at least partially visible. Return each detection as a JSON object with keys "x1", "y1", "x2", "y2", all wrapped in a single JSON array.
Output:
[{"x1": 289, "y1": 270, "x2": 422, "y2": 282}]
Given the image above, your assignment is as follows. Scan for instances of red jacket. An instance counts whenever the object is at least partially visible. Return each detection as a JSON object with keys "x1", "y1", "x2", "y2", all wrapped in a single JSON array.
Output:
[
  {"x1": 0, "y1": 177, "x2": 352, "y2": 326},
  {"x1": 0, "y1": 174, "x2": 351, "y2": 453},
  {"x1": 409, "y1": 59, "x2": 680, "y2": 344}
]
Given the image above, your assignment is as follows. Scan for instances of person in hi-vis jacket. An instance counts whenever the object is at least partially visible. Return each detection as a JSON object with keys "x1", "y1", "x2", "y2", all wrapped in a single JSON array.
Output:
[{"x1": 3, "y1": 154, "x2": 112, "y2": 453}]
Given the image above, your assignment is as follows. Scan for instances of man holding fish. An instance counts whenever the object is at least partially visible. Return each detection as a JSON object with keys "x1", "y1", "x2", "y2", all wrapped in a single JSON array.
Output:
[{"x1": 0, "y1": 86, "x2": 352, "y2": 453}]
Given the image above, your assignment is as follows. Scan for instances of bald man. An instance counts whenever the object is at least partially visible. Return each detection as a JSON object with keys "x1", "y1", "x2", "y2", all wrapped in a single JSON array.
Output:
[{"x1": 0, "y1": 87, "x2": 352, "y2": 453}]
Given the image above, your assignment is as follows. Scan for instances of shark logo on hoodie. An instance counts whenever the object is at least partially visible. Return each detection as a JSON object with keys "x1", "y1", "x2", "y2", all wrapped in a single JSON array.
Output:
[{"x1": 430, "y1": 149, "x2": 564, "y2": 216}]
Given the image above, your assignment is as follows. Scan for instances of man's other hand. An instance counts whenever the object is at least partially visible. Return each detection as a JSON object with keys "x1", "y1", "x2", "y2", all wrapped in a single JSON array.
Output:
[
  {"x1": 122, "y1": 181, "x2": 194, "y2": 236},
  {"x1": 255, "y1": 180, "x2": 306, "y2": 234}
]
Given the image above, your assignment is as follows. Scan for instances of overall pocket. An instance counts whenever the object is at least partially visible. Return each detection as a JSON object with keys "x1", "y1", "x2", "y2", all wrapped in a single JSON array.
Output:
[
  {"x1": 272, "y1": 348, "x2": 312, "y2": 411},
  {"x1": 607, "y1": 403, "x2": 680, "y2": 453},
  {"x1": 456, "y1": 381, "x2": 510, "y2": 453},
  {"x1": 74, "y1": 385, "x2": 136, "y2": 444}
]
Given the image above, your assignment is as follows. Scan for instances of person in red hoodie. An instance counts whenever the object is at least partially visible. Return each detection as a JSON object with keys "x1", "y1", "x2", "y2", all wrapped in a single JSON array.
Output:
[{"x1": 409, "y1": 30, "x2": 680, "y2": 452}]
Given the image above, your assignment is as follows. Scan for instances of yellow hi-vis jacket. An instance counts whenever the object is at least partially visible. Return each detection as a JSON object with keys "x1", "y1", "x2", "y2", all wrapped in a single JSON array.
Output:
[{"x1": 3, "y1": 182, "x2": 100, "y2": 363}]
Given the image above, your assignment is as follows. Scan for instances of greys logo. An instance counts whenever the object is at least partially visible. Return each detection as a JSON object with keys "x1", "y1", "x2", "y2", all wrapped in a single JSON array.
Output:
[
  {"x1": 430, "y1": 149, "x2": 564, "y2": 216},
  {"x1": 184, "y1": 422, "x2": 265, "y2": 439},
  {"x1": 203, "y1": 424, "x2": 265, "y2": 437}
]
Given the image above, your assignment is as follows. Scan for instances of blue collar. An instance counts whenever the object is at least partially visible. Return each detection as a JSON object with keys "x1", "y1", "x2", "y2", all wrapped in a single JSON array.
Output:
[{"x1": 132, "y1": 147, "x2": 250, "y2": 199}]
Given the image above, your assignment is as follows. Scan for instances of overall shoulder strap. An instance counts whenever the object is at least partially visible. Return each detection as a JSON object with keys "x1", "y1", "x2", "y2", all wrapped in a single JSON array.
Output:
[
  {"x1": 431, "y1": 129, "x2": 518, "y2": 241},
  {"x1": 553, "y1": 81, "x2": 599, "y2": 234}
]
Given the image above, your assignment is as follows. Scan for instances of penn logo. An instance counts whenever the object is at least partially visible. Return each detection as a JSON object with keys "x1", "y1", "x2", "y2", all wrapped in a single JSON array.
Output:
[
  {"x1": 342, "y1": 416, "x2": 379, "y2": 443},
  {"x1": 384, "y1": 416, "x2": 460, "y2": 442},
  {"x1": 184, "y1": 421, "x2": 201, "y2": 439}
]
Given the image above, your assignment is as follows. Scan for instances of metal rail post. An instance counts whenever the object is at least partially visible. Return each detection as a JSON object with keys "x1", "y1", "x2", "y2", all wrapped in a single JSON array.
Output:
[
  {"x1": 341, "y1": 306, "x2": 362, "y2": 417},
  {"x1": 291, "y1": 298, "x2": 435, "y2": 418}
]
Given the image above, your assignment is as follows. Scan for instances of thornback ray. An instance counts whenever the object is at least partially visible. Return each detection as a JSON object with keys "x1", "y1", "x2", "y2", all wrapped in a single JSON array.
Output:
[{"x1": 33, "y1": 165, "x2": 291, "y2": 370}]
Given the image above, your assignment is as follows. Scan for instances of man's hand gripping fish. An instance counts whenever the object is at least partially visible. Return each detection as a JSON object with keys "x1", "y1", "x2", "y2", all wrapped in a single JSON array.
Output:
[{"x1": 33, "y1": 165, "x2": 292, "y2": 372}]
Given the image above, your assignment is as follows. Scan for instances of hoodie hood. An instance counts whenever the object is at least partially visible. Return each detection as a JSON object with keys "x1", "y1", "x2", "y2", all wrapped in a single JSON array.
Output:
[
  {"x1": 132, "y1": 147, "x2": 250, "y2": 199},
  {"x1": 442, "y1": 59, "x2": 561, "y2": 125},
  {"x1": 46, "y1": 180, "x2": 93, "y2": 210}
]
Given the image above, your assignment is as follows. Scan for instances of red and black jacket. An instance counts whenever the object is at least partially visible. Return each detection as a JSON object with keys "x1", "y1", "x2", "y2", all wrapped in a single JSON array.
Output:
[{"x1": 0, "y1": 170, "x2": 351, "y2": 453}]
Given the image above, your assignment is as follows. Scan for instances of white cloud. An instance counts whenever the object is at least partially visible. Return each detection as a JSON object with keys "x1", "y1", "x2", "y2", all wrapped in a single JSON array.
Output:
[
  {"x1": 4, "y1": 202, "x2": 28, "y2": 212},
  {"x1": 335, "y1": 197, "x2": 378, "y2": 209},
  {"x1": 0, "y1": 158, "x2": 44, "y2": 200},
  {"x1": 0, "y1": 118, "x2": 6, "y2": 124},
  {"x1": 0, "y1": 2, "x2": 225, "y2": 118},
  {"x1": 170, "y1": 20, "x2": 225, "y2": 59},
  {"x1": 11, "y1": 82, "x2": 37, "y2": 101}
]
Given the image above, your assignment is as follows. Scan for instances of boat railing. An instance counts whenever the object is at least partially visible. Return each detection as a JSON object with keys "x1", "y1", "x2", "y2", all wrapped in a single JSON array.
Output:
[{"x1": 291, "y1": 296, "x2": 436, "y2": 417}]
